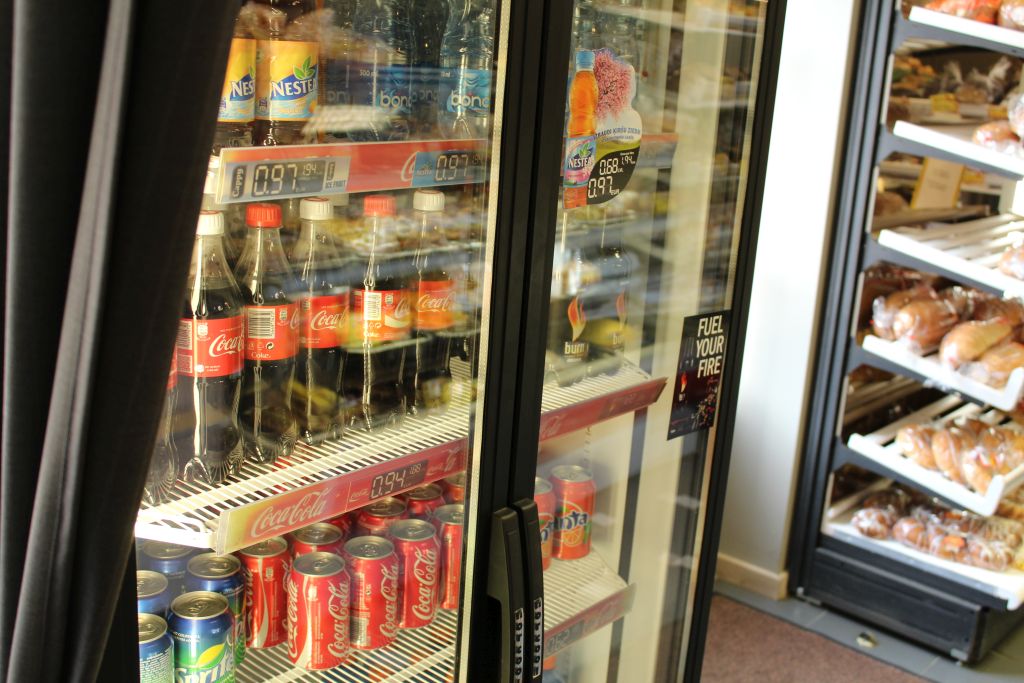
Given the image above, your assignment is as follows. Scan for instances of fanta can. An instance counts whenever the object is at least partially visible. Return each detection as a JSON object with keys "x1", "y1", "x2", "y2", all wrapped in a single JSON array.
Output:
[
  {"x1": 253, "y1": 0, "x2": 319, "y2": 145},
  {"x1": 563, "y1": 50, "x2": 598, "y2": 209},
  {"x1": 551, "y1": 465, "x2": 595, "y2": 560}
]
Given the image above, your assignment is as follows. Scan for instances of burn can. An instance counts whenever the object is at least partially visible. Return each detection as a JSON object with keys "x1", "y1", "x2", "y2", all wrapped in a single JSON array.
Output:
[
  {"x1": 287, "y1": 551, "x2": 351, "y2": 670},
  {"x1": 137, "y1": 570, "x2": 170, "y2": 618},
  {"x1": 433, "y1": 504, "x2": 464, "y2": 610},
  {"x1": 185, "y1": 553, "x2": 246, "y2": 666},
  {"x1": 403, "y1": 483, "x2": 445, "y2": 519},
  {"x1": 289, "y1": 522, "x2": 345, "y2": 558},
  {"x1": 167, "y1": 591, "x2": 234, "y2": 682},
  {"x1": 441, "y1": 472, "x2": 466, "y2": 503},
  {"x1": 355, "y1": 497, "x2": 408, "y2": 537},
  {"x1": 551, "y1": 465, "x2": 595, "y2": 560},
  {"x1": 237, "y1": 536, "x2": 290, "y2": 648},
  {"x1": 534, "y1": 477, "x2": 556, "y2": 570},
  {"x1": 138, "y1": 613, "x2": 174, "y2": 683},
  {"x1": 389, "y1": 519, "x2": 440, "y2": 629},
  {"x1": 344, "y1": 536, "x2": 400, "y2": 649},
  {"x1": 139, "y1": 541, "x2": 193, "y2": 596}
]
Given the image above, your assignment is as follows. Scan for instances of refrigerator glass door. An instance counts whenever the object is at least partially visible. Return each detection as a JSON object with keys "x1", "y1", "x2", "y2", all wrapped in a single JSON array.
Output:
[
  {"x1": 132, "y1": 1, "x2": 508, "y2": 680},
  {"x1": 534, "y1": 1, "x2": 768, "y2": 681}
]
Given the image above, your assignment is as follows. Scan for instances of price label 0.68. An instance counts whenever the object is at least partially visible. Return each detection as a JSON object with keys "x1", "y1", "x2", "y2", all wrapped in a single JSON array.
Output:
[{"x1": 216, "y1": 150, "x2": 351, "y2": 204}]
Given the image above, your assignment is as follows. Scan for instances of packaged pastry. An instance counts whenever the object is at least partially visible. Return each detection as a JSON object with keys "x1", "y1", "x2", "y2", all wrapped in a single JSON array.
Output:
[
  {"x1": 939, "y1": 320, "x2": 1013, "y2": 369},
  {"x1": 960, "y1": 447, "x2": 996, "y2": 493},
  {"x1": 896, "y1": 425, "x2": 937, "y2": 469},
  {"x1": 892, "y1": 299, "x2": 960, "y2": 352},
  {"x1": 973, "y1": 120, "x2": 1023, "y2": 156},
  {"x1": 931, "y1": 427, "x2": 976, "y2": 484},
  {"x1": 926, "y1": 0, "x2": 1000, "y2": 23},
  {"x1": 999, "y1": 243, "x2": 1024, "y2": 280},
  {"x1": 965, "y1": 342, "x2": 1024, "y2": 387},
  {"x1": 999, "y1": 0, "x2": 1024, "y2": 31},
  {"x1": 971, "y1": 297, "x2": 1024, "y2": 327},
  {"x1": 892, "y1": 516, "x2": 929, "y2": 551},
  {"x1": 871, "y1": 285, "x2": 937, "y2": 340},
  {"x1": 927, "y1": 526, "x2": 969, "y2": 562},
  {"x1": 966, "y1": 538, "x2": 1015, "y2": 571},
  {"x1": 852, "y1": 507, "x2": 897, "y2": 539}
]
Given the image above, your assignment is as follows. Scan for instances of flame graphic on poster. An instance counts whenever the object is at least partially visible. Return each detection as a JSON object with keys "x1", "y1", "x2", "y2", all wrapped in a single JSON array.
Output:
[
  {"x1": 616, "y1": 291, "x2": 627, "y2": 327},
  {"x1": 568, "y1": 296, "x2": 587, "y2": 341}
]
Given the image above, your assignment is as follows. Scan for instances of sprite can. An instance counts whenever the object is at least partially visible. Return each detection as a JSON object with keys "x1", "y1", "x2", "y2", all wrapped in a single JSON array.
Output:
[
  {"x1": 168, "y1": 591, "x2": 235, "y2": 682},
  {"x1": 185, "y1": 553, "x2": 245, "y2": 666}
]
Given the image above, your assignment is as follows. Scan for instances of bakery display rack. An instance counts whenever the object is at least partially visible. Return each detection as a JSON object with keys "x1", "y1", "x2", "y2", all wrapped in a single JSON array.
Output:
[
  {"x1": 882, "y1": 122, "x2": 1024, "y2": 180},
  {"x1": 895, "y1": 6, "x2": 1024, "y2": 60}
]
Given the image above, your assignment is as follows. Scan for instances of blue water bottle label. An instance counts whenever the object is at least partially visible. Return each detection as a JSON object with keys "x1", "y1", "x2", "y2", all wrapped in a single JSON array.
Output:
[
  {"x1": 322, "y1": 58, "x2": 350, "y2": 106},
  {"x1": 439, "y1": 68, "x2": 492, "y2": 116},
  {"x1": 411, "y1": 65, "x2": 440, "y2": 109},
  {"x1": 350, "y1": 62, "x2": 412, "y2": 114}
]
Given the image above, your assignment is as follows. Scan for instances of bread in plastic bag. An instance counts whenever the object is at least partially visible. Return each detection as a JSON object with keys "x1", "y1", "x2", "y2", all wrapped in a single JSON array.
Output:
[
  {"x1": 999, "y1": 0, "x2": 1024, "y2": 30},
  {"x1": 999, "y1": 243, "x2": 1024, "y2": 279},
  {"x1": 964, "y1": 341, "x2": 1024, "y2": 387},
  {"x1": 939, "y1": 319, "x2": 1013, "y2": 368},
  {"x1": 871, "y1": 284, "x2": 936, "y2": 340},
  {"x1": 971, "y1": 297, "x2": 1024, "y2": 326},
  {"x1": 926, "y1": 0, "x2": 1000, "y2": 23},
  {"x1": 896, "y1": 425, "x2": 937, "y2": 468},
  {"x1": 891, "y1": 298, "x2": 960, "y2": 352}
]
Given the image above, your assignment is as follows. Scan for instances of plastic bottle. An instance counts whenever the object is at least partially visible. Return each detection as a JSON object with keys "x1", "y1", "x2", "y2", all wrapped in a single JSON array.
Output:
[
  {"x1": 603, "y1": 0, "x2": 638, "y2": 68},
  {"x1": 437, "y1": 0, "x2": 494, "y2": 140},
  {"x1": 177, "y1": 211, "x2": 245, "y2": 485},
  {"x1": 349, "y1": 0, "x2": 413, "y2": 141},
  {"x1": 234, "y1": 202, "x2": 300, "y2": 463},
  {"x1": 407, "y1": 190, "x2": 454, "y2": 415},
  {"x1": 144, "y1": 362, "x2": 180, "y2": 505},
  {"x1": 253, "y1": 0, "x2": 319, "y2": 146},
  {"x1": 292, "y1": 197, "x2": 347, "y2": 444},
  {"x1": 410, "y1": 0, "x2": 449, "y2": 135},
  {"x1": 214, "y1": 2, "x2": 257, "y2": 152},
  {"x1": 563, "y1": 50, "x2": 598, "y2": 210},
  {"x1": 583, "y1": 219, "x2": 632, "y2": 376}
]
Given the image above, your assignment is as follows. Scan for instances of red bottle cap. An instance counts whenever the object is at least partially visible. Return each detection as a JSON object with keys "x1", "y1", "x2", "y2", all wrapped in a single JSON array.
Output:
[
  {"x1": 363, "y1": 194, "x2": 396, "y2": 217},
  {"x1": 245, "y1": 202, "x2": 282, "y2": 228}
]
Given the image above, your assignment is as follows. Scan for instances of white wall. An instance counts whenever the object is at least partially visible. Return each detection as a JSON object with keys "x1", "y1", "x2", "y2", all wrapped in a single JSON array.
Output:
[{"x1": 716, "y1": 0, "x2": 859, "y2": 598}]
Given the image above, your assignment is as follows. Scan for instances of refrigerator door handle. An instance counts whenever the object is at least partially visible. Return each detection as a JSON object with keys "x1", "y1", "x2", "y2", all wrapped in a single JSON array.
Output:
[
  {"x1": 513, "y1": 498, "x2": 545, "y2": 682},
  {"x1": 488, "y1": 507, "x2": 528, "y2": 683}
]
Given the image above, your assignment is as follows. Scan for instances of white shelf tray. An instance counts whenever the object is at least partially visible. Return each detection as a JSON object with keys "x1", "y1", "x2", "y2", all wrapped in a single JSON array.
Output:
[
  {"x1": 891, "y1": 121, "x2": 1024, "y2": 179},
  {"x1": 847, "y1": 395, "x2": 1024, "y2": 516},
  {"x1": 543, "y1": 552, "x2": 635, "y2": 657},
  {"x1": 907, "y1": 6, "x2": 1024, "y2": 54},
  {"x1": 824, "y1": 506, "x2": 1024, "y2": 610},
  {"x1": 860, "y1": 334, "x2": 1024, "y2": 411},
  {"x1": 877, "y1": 214, "x2": 1024, "y2": 299}
]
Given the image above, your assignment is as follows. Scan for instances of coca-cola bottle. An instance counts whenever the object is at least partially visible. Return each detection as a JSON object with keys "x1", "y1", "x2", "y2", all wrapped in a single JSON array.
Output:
[
  {"x1": 407, "y1": 190, "x2": 454, "y2": 414},
  {"x1": 345, "y1": 194, "x2": 411, "y2": 431},
  {"x1": 292, "y1": 197, "x2": 347, "y2": 444},
  {"x1": 177, "y1": 211, "x2": 245, "y2": 484},
  {"x1": 144, "y1": 361, "x2": 180, "y2": 505},
  {"x1": 235, "y1": 202, "x2": 300, "y2": 463}
]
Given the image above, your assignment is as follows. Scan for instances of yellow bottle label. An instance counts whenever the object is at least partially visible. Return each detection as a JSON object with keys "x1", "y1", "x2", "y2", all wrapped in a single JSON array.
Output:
[
  {"x1": 219, "y1": 38, "x2": 256, "y2": 123},
  {"x1": 256, "y1": 40, "x2": 318, "y2": 122}
]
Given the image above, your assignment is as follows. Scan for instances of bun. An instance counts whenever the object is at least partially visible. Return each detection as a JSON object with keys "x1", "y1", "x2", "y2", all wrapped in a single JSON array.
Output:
[
  {"x1": 896, "y1": 425, "x2": 937, "y2": 468},
  {"x1": 892, "y1": 299, "x2": 960, "y2": 352},
  {"x1": 939, "y1": 320, "x2": 1013, "y2": 369}
]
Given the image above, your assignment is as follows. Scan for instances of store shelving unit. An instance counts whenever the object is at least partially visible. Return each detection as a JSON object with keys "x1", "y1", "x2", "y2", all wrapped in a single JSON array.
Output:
[
  {"x1": 895, "y1": 6, "x2": 1024, "y2": 58},
  {"x1": 882, "y1": 123, "x2": 1024, "y2": 179}
]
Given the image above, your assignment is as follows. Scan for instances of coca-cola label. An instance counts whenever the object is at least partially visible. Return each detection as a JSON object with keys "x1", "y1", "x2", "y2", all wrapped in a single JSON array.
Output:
[
  {"x1": 177, "y1": 316, "x2": 244, "y2": 377},
  {"x1": 300, "y1": 294, "x2": 348, "y2": 349},
  {"x1": 352, "y1": 289, "x2": 411, "y2": 342},
  {"x1": 415, "y1": 279, "x2": 455, "y2": 330},
  {"x1": 244, "y1": 303, "x2": 299, "y2": 361},
  {"x1": 408, "y1": 546, "x2": 439, "y2": 623},
  {"x1": 250, "y1": 491, "x2": 331, "y2": 538}
]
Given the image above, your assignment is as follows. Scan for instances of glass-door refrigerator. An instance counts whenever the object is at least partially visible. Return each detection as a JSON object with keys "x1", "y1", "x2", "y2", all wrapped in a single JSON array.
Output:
[{"x1": 0, "y1": 0, "x2": 781, "y2": 682}]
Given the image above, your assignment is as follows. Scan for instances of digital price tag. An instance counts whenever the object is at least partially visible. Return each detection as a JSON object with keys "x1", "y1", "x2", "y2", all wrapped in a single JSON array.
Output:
[
  {"x1": 587, "y1": 148, "x2": 639, "y2": 203},
  {"x1": 369, "y1": 459, "x2": 428, "y2": 499},
  {"x1": 216, "y1": 152, "x2": 350, "y2": 203},
  {"x1": 411, "y1": 150, "x2": 487, "y2": 187}
]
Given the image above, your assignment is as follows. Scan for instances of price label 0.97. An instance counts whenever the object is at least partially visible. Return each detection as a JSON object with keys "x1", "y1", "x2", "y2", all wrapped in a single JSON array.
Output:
[
  {"x1": 411, "y1": 150, "x2": 487, "y2": 187},
  {"x1": 216, "y1": 149, "x2": 351, "y2": 204}
]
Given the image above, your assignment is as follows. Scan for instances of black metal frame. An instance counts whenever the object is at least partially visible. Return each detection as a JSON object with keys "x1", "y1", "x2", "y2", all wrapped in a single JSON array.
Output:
[{"x1": 788, "y1": 0, "x2": 1024, "y2": 663}]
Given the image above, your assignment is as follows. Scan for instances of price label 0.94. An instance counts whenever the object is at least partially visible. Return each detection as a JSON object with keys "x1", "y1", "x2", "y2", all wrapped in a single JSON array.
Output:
[
  {"x1": 216, "y1": 151, "x2": 351, "y2": 204},
  {"x1": 411, "y1": 150, "x2": 487, "y2": 187}
]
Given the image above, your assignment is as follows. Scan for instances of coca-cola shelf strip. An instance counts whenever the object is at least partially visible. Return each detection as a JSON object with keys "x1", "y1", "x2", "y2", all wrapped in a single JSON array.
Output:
[
  {"x1": 899, "y1": 6, "x2": 1024, "y2": 60},
  {"x1": 543, "y1": 552, "x2": 636, "y2": 658},
  {"x1": 824, "y1": 505, "x2": 1024, "y2": 610},
  {"x1": 857, "y1": 335, "x2": 1024, "y2": 412},
  {"x1": 234, "y1": 608, "x2": 456, "y2": 682},
  {"x1": 134, "y1": 399, "x2": 472, "y2": 554},
  {"x1": 846, "y1": 394, "x2": 1024, "y2": 517},
  {"x1": 885, "y1": 122, "x2": 1024, "y2": 180},
  {"x1": 538, "y1": 361, "x2": 668, "y2": 442},
  {"x1": 874, "y1": 214, "x2": 1024, "y2": 300}
]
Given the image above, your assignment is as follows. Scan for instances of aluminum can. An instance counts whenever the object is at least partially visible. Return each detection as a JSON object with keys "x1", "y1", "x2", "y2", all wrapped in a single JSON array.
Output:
[
  {"x1": 185, "y1": 553, "x2": 246, "y2": 666},
  {"x1": 535, "y1": 477, "x2": 556, "y2": 570},
  {"x1": 343, "y1": 536, "x2": 399, "y2": 649},
  {"x1": 324, "y1": 511, "x2": 354, "y2": 538},
  {"x1": 287, "y1": 551, "x2": 351, "y2": 669},
  {"x1": 389, "y1": 519, "x2": 440, "y2": 629},
  {"x1": 441, "y1": 472, "x2": 466, "y2": 503},
  {"x1": 432, "y1": 504, "x2": 464, "y2": 610},
  {"x1": 289, "y1": 522, "x2": 345, "y2": 558},
  {"x1": 402, "y1": 483, "x2": 445, "y2": 519},
  {"x1": 137, "y1": 570, "x2": 170, "y2": 617},
  {"x1": 237, "y1": 536, "x2": 290, "y2": 648},
  {"x1": 355, "y1": 497, "x2": 408, "y2": 537},
  {"x1": 167, "y1": 591, "x2": 234, "y2": 682},
  {"x1": 551, "y1": 465, "x2": 595, "y2": 560},
  {"x1": 139, "y1": 541, "x2": 193, "y2": 596},
  {"x1": 138, "y1": 613, "x2": 174, "y2": 683}
]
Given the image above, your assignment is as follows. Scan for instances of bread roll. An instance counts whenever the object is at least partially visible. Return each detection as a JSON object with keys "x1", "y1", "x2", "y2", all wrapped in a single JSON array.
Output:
[
  {"x1": 896, "y1": 425, "x2": 937, "y2": 469},
  {"x1": 1000, "y1": 0, "x2": 1024, "y2": 32},
  {"x1": 960, "y1": 448, "x2": 996, "y2": 493},
  {"x1": 966, "y1": 538, "x2": 1015, "y2": 571},
  {"x1": 928, "y1": 526, "x2": 969, "y2": 562},
  {"x1": 971, "y1": 298, "x2": 1024, "y2": 327},
  {"x1": 892, "y1": 517, "x2": 929, "y2": 551},
  {"x1": 999, "y1": 244, "x2": 1024, "y2": 280},
  {"x1": 892, "y1": 299, "x2": 960, "y2": 352},
  {"x1": 852, "y1": 508, "x2": 896, "y2": 539},
  {"x1": 939, "y1": 320, "x2": 1013, "y2": 368},
  {"x1": 871, "y1": 285, "x2": 936, "y2": 340},
  {"x1": 967, "y1": 342, "x2": 1024, "y2": 387},
  {"x1": 932, "y1": 428, "x2": 976, "y2": 484}
]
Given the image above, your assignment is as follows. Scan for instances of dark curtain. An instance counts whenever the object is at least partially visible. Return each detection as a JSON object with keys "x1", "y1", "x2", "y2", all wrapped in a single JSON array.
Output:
[{"x1": 1, "y1": 1, "x2": 236, "y2": 680}]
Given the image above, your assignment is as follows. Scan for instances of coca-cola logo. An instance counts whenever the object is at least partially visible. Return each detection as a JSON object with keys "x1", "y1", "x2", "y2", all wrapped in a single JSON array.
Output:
[
  {"x1": 327, "y1": 581, "x2": 349, "y2": 657},
  {"x1": 538, "y1": 412, "x2": 567, "y2": 441},
  {"x1": 410, "y1": 547, "x2": 438, "y2": 621},
  {"x1": 380, "y1": 562, "x2": 400, "y2": 639},
  {"x1": 251, "y1": 491, "x2": 330, "y2": 537},
  {"x1": 243, "y1": 568, "x2": 255, "y2": 638},
  {"x1": 401, "y1": 153, "x2": 417, "y2": 182},
  {"x1": 417, "y1": 291, "x2": 453, "y2": 312},
  {"x1": 286, "y1": 577, "x2": 299, "y2": 659},
  {"x1": 393, "y1": 296, "x2": 411, "y2": 321},
  {"x1": 311, "y1": 308, "x2": 343, "y2": 331},
  {"x1": 209, "y1": 332, "x2": 243, "y2": 358}
]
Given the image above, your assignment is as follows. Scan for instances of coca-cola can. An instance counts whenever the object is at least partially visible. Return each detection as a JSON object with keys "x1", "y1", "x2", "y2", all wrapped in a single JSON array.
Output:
[
  {"x1": 287, "y1": 551, "x2": 350, "y2": 670},
  {"x1": 324, "y1": 512, "x2": 354, "y2": 538},
  {"x1": 402, "y1": 484, "x2": 445, "y2": 520},
  {"x1": 355, "y1": 497, "x2": 408, "y2": 537},
  {"x1": 441, "y1": 472, "x2": 466, "y2": 503},
  {"x1": 343, "y1": 536, "x2": 399, "y2": 650},
  {"x1": 389, "y1": 519, "x2": 440, "y2": 629},
  {"x1": 289, "y1": 522, "x2": 345, "y2": 558},
  {"x1": 433, "y1": 504, "x2": 464, "y2": 611},
  {"x1": 237, "y1": 536, "x2": 290, "y2": 648},
  {"x1": 535, "y1": 477, "x2": 555, "y2": 571}
]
